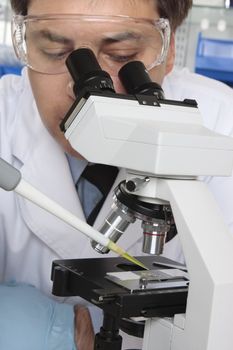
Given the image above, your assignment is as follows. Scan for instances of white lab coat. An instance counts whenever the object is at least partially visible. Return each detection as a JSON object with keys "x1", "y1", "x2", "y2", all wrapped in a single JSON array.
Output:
[{"x1": 0, "y1": 67, "x2": 233, "y2": 299}]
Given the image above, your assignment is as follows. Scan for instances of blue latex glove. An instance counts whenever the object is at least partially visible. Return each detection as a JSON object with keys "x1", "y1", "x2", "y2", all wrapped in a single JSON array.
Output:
[{"x1": 0, "y1": 282, "x2": 76, "y2": 350}]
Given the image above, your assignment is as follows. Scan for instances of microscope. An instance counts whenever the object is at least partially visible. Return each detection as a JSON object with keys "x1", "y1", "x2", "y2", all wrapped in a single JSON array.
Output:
[{"x1": 51, "y1": 48, "x2": 233, "y2": 350}]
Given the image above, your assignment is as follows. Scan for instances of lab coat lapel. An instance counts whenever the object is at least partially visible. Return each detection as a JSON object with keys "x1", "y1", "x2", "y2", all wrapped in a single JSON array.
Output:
[{"x1": 11, "y1": 70, "x2": 95, "y2": 259}]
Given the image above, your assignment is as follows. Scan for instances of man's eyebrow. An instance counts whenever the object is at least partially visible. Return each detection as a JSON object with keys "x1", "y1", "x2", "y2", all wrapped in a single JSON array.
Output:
[
  {"x1": 30, "y1": 30, "x2": 141, "y2": 45},
  {"x1": 102, "y1": 31, "x2": 141, "y2": 44},
  {"x1": 31, "y1": 30, "x2": 73, "y2": 45}
]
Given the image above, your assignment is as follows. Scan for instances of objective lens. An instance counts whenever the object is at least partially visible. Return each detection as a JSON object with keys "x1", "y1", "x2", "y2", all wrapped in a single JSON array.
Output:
[
  {"x1": 91, "y1": 201, "x2": 135, "y2": 254},
  {"x1": 142, "y1": 219, "x2": 170, "y2": 255}
]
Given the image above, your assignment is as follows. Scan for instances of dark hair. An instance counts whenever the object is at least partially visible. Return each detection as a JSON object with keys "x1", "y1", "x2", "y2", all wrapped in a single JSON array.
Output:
[
  {"x1": 10, "y1": 0, "x2": 193, "y2": 31},
  {"x1": 10, "y1": 0, "x2": 28, "y2": 16},
  {"x1": 157, "y1": 0, "x2": 192, "y2": 30}
]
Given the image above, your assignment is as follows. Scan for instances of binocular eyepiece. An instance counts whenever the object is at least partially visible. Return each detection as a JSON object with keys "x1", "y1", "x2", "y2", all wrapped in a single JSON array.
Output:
[{"x1": 66, "y1": 47, "x2": 164, "y2": 99}]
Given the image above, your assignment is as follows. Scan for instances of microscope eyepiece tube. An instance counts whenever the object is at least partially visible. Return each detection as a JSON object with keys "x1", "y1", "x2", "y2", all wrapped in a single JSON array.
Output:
[
  {"x1": 66, "y1": 48, "x2": 115, "y2": 96},
  {"x1": 118, "y1": 61, "x2": 165, "y2": 99}
]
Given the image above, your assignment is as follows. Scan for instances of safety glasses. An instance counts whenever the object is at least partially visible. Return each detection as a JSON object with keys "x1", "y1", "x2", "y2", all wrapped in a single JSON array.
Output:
[{"x1": 12, "y1": 14, "x2": 170, "y2": 75}]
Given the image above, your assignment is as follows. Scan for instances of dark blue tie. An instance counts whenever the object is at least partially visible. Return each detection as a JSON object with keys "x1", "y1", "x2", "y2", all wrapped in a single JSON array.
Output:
[{"x1": 78, "y1": 164, "x2": 119, "y2": 225}]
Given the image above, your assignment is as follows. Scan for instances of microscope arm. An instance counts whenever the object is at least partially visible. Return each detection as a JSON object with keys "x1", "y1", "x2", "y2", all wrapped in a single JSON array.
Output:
[{"x1": 142, "y1": 177, "x2": 233, "y2": 350}]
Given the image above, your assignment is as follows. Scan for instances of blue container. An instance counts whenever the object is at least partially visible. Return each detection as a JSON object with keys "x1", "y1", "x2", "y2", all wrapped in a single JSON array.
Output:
[
  {"x1": 0, "y1": 65, "x2": 22, "y2": 77},
  {"x1": 195, "y1": 33, "x2": 233, "y2": 87}
]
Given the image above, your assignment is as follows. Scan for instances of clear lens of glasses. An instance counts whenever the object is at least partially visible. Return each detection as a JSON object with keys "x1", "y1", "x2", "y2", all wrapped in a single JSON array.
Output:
[{"x1": 11, "y1": 14, "x2": 170, "y2": 75}]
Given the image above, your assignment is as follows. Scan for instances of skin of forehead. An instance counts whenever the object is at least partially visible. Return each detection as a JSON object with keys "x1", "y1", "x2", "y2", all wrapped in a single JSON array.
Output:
[
  {"x1": 27, "y1": 0, "x2": 160, "y2": 47},
  {"x1": 27, "y1": 0, "x2": 158, "y2": 20}
]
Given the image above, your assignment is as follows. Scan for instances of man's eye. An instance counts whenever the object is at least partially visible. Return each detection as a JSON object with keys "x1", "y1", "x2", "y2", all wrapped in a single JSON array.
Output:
[
  {"x1": 40, "y1": 49, "x2": 71, "y2": 60},
  {"x1": 107, "y1": 53, "x2": 138, "y2": 63}
]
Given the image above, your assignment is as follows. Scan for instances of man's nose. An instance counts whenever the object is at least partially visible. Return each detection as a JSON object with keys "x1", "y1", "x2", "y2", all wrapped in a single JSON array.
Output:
[{"x1": 66, "y1": 81, "x2": 76, "y2": 100}]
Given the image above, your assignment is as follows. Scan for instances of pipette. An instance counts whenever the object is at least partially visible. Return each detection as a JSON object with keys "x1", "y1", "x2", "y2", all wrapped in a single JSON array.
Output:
[{"x1": 0, "y1": 158, "x2": 148, "y2": 270}]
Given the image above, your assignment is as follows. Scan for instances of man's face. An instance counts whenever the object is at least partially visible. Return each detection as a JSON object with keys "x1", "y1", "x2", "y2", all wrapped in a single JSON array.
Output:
[{"x1": 27, "y1": 0, "x2": 175, "y2": 157}]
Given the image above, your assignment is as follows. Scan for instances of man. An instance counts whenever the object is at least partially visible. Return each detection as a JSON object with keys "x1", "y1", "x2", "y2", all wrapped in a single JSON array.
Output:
[
  {"x1": 1, "y1": 0, "x2": 233, "y2": 348},
  {"x1": 2, "y1": 0, "x2": 192, "y2": 290}
]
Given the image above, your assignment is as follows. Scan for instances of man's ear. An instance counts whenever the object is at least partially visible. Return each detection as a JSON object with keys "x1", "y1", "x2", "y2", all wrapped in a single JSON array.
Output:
[{"x1": 165, "y1": 33, "x2": 175, "y2": 75}]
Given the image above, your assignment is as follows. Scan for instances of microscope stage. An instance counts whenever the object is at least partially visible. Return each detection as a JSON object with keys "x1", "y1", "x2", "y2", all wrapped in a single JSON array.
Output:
[{"x1": 52, "y1": 255, "x2": 188, "y2": 319}]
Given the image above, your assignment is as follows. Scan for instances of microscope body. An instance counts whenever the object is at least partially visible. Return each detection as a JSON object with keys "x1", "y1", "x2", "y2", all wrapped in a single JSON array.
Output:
[
  {"x1": 63, "y1": 92, "x2": 232, "y2": 177},
  {"x1": 61, "y1": 87, "x2": 233, "y2": 350},
  {"x1": 55, "y1": 49, "x2": 233, "y2": 349}
]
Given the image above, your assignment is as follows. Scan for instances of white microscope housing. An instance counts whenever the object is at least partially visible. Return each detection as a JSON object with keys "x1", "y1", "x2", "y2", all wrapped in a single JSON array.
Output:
[{"x1": 62, "y1": 49, "x2": 233, "y2": 350}]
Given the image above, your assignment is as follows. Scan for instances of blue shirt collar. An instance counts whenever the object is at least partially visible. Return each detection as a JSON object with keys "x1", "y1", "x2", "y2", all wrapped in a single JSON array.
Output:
[{"x1": 66, "y1": 154, "x2": 88, "y2": 184}]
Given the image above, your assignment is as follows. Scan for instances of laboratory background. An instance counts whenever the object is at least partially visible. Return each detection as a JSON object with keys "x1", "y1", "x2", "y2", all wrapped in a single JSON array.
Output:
[{"x1": 1, "y1": 0, "x2": 233, "y2": 86}]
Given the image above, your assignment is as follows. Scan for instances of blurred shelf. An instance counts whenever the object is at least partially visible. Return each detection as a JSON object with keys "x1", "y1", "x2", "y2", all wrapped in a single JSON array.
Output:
[{"x1": 175, "y1": 5, "x2": 233, "y2": 72}]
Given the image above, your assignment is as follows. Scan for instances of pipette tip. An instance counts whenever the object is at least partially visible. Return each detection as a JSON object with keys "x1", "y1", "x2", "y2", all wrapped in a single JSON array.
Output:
[{"x1": 108, "y1": 241, "x2": 149, "y2": 270}]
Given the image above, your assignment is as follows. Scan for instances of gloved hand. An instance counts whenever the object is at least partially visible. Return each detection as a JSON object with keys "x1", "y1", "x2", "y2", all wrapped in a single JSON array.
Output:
[{"x1": 0, "y1": 282, "x2": 76, "y2": 350}]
